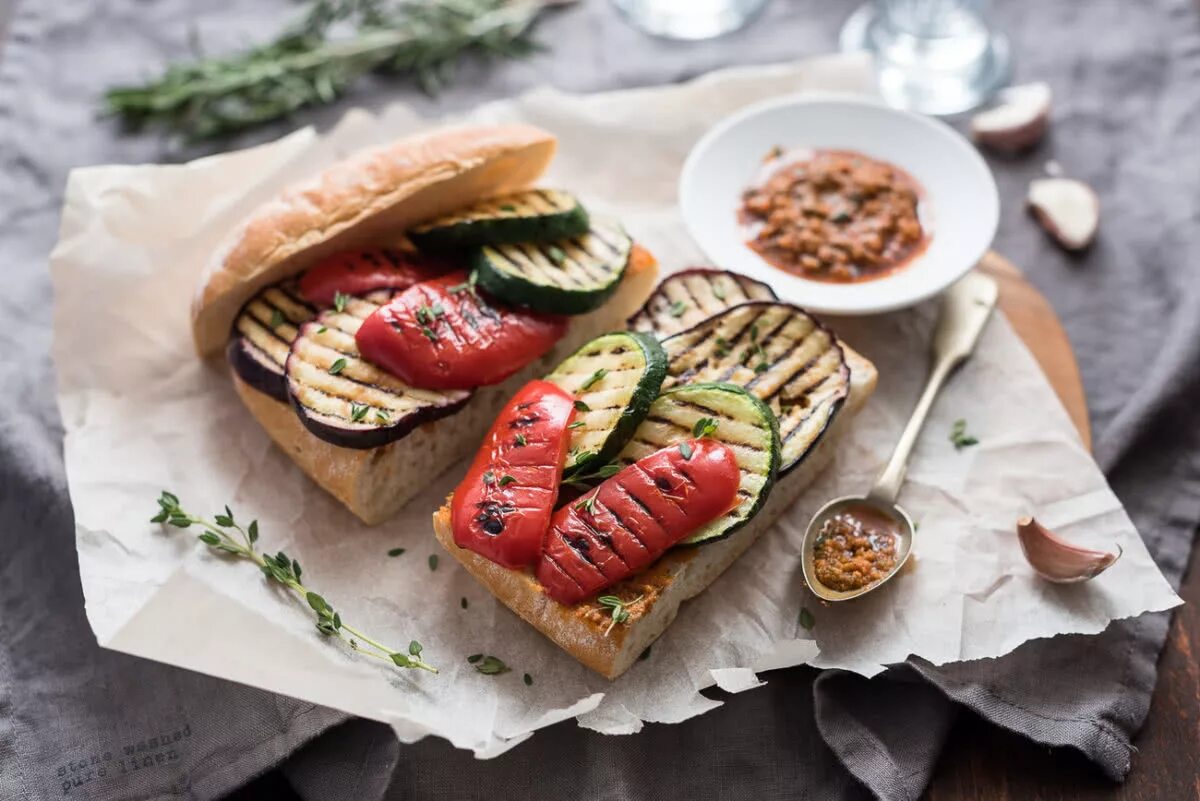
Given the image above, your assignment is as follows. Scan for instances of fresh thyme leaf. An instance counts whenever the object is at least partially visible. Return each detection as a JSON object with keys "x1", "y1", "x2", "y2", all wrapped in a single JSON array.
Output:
[
  {"x1": 573, "y1": 450, "x2": 596, "y2": 466},
  {"x1": 334, "y1": 291, "x2": 349, "y2": 313},
  {"x1": 750, "y1": 323, "x2": 760, "y2": 342},
  {"x1": 596, "y1": 594, "x2": 642, "y2": 636},
  {"x1": 498, "y1": 474, "x2": 517, "y2": 487},
  {"x1": 573, "y1": 400, "x2": 590, "y2": 413},
  {"x1": 461, "y1": 597, "x2": 469, "y2": 609},
  {"x1": 668, "y1": 300, "x2": 687, "y2": 317},
  {"x1": 467, "y1": 653, "x2": 483, "y2": 663},
  {"x1": 523, "y1": 672, "x2": 533, "y2": 686},
  {"x1": 269, "y1": 309, "x2": 285, "y2": 329},
  {"x1": 949, "y1": 419, "x2": 979, "y2": 450},
  {"x1": 103, "y1": 0, "x2": 563, "y2": 142},
  {"x1": 428, "y1": 554, "x2": 439, "y2": 571},
  {"x1": 150, "y1": 490, "x2": 437, "y2": 674},
  {"x1": 547, "y1": 245, "x2": 566, "y2": 266},
  {"x1": 799, "y1": 607, "x2": 816, "y2": 630},
  {"x1": 388, "y1": 547, "x2": 405, "y2": 557},
  {"x1": 574, "y1": 495, "x2": 596, "y2": 514},
  {"x1": 712, "y1": 283, "x2": 726, "y2": 301},
  {"x1": 350, "y1": 403, "x2": 369, "y2": 423},
  {"x1": 408, "y1": 640, "x2": 423, "y2": 657},
  {"x1": 317, "y1": 325, "x2": 328, "y2": 334},
  {"x1": 692, "y1": 417, "x2": 719, "y2": 438},
  {"x1": 754, "y1": 361, "x2": 769, "y2": 374},
  {"x1": 421, "y1": 325, "x2": 439, "y2": 343},
  {"x1": 375, "y1": 408, "x2": 390, "y2": 424},
  {"x1": 567, "y1": 421, "x2": 586, "y2": 429},
  {"x1": 473, "y1": 655, "x2": 510, "y2": 675},
  {"x1": 678, "y1": 441, "x2": 694, "y2": 460},
  {"x1": 580, "y1": 368, "x2": 608, "y2": 391},
  {"x1": 514, "y1": 433, "x2": 527, "y2": 447},
  {"x1": 596, "y1": 464, "x2": 621, "y2": 478},
  {"x1": 328, "y1": 357, "x2": 347, "y2": 375},
  {"x1": 499, "y1": 204, "x2": 517, "y2": 212}
]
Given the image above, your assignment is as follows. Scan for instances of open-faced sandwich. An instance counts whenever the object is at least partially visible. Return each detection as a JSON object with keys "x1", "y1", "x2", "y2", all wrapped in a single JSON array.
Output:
[
  {"x1": 432, "y1": 268, "x2": 878, "y2": 678},
  {"x1": 191, "y1": 125, "x2": 659, "y2": 524}
]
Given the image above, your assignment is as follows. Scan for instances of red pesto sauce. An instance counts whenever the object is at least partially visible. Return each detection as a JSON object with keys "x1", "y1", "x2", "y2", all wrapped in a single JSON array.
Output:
[
  {"x1": 739, "y1": 148, "x2": 930, "y2": 284},
  {"x1": 812, "y1": 504, "x2": 902, "y2": 593}
]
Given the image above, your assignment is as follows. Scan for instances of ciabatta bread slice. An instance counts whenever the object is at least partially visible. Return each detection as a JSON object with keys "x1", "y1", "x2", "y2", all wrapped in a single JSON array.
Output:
[
  {"x1": 431, "y1": 347, "x2": 877, "y2": 678},
  {"x1": 234, "y1": 247, "x2": 659, "y2": 525}
]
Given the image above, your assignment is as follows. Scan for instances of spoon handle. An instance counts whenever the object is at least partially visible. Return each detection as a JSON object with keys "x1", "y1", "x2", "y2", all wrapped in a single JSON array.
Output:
[{"x1": 868, "y1": 270, "x2": 999, "y2": 504}]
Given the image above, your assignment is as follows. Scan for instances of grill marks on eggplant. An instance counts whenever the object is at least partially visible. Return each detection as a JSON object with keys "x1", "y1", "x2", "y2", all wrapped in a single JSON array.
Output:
[
  {"x1": 545, "y1": 331, "x2": 667, "y2": 476},
  {"x1": 227, "y1": 283, "x2": 317, "y2": 401},
  {"x1": 627, "y1": 268, "x2": 778, "y2": 339},
  {"x1": 660, "y1": 302, "x2": 850, "y2": 473},
  {"x1": 473, "y1": 218, "x2": 632, "y2": 315},
  {"x1": 285, "y1": 290, "x2": 471, "y2": 449},
  {"x1": 615, "y1": 383, "x2": 779, "y2": 545}
]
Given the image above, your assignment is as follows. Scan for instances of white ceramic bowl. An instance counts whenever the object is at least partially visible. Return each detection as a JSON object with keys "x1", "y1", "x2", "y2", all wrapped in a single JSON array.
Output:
[{"x1": 679, "y1": 93, "x2": 999, "y2": 315}]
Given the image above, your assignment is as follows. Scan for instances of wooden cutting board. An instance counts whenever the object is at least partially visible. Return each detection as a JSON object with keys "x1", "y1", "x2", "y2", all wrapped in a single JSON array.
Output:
[{"x1": 979, "y1": 251, "x2": 1091, "y2": 450}]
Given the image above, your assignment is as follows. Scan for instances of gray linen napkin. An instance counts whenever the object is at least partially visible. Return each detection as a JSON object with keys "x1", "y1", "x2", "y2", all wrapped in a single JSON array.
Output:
[{"x1": 1, "y1": 1, "x2": 1196, "y2": 800}]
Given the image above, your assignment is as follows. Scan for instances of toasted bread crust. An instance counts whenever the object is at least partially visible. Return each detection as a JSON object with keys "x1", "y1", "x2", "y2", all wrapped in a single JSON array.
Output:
[
  {"x1": 234, "y1": 246, "x2": 659, "y2": 525},
  {"x1": 432, "y1": 348, "x2": 878, "y2": 678},
  {"x1": 193, "y1": 124, "x2": 558, "y2": 356}
]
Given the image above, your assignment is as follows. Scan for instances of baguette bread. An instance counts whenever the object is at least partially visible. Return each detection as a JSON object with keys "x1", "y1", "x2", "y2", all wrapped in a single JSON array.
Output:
[
  {"x1": 233, "y1": 246, "x2": 658, "y2": 525},
  {"x1": 432, "y1": 347, "x2": 877, "y2": 678},
  {"x1": 193, "y1": 124, "x2": 558, "y2": 357}
]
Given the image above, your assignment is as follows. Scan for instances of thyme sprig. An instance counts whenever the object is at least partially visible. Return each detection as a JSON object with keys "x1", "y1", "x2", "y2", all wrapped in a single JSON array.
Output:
[
  {"x1": 596, "y1": 594, "x2": 642, "y2": 636},
  {"x1": 104, "y1": 0, "x2": 569, "y2": 141},
  {"x1": 151, "y1": 491, "x2": 437, "y2": 673}
]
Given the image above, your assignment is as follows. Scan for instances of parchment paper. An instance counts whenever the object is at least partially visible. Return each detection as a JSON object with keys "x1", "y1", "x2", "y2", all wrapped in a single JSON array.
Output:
[{"x1": 53, "y1": 55, "x2": 1180, "y2": 757}]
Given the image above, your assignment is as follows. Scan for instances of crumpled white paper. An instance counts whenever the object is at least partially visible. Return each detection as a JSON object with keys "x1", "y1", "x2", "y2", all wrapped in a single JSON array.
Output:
[{"x1": 53, "y1": 53, "x2": 1180, "y2": 757}]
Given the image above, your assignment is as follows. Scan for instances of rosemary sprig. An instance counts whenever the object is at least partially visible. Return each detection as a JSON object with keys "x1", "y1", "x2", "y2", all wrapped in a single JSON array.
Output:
[
  {"x1": 151, "y1": 491, "x2": 437, "y2": 673},
  {"x1": 104, "y1": 0, "x2": 569, "y2": 141}
]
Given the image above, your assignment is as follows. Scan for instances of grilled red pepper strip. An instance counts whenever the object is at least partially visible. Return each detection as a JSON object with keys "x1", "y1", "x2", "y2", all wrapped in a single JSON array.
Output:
[
  {"x1": 537, "y1": 439, "x2": 741, "y2": 605},
  {"x1": 297, "y1": 248, "x2": 450, "y2": 307},
  {"x1": 451, "y1": 380, "x2": 576, "y2": 569},
  {"x1": 355, "y1": 272, "x2": 567, "y2": 390}
]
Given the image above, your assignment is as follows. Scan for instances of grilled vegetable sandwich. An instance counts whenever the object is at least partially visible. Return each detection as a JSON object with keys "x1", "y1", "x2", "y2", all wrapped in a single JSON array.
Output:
[
  {"x1": 432, "y1": 268, "x2": 878, "y2": 678},
  {"x1": 191, "y1": 124, "x2": 658, "y2": 524}
]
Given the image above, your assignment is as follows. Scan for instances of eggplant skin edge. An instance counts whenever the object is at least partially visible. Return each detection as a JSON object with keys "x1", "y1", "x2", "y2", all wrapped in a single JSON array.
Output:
[
  {"x1": 625, "y1": 266, "x2": 779, "y2": 329},
  {"x1": 285, "y1": 387, "x2": 473, "y2": 451},
  {"x1": 227, "y1": 336, "x2": 289, "y2": 403},
  {"x1": 659, "y1": 299, "x2": 851, "y2": 478}
]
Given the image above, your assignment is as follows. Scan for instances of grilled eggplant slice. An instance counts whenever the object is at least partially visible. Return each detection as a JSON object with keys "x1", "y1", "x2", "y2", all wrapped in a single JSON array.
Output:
[
  {"x1": 410, "y1": 189, "x2": 590, "y2": 252},
  {"x1": 284, "y1": 290, "x2": 471, "y2": 449},
  {"x1": 227, "y1": 282, "x2": 317, "y2": 402},
  {"x1": 660, "y1": 302, "x2": 850, "y2": 473},
  {"x1": 472, "y1": 217, "x2": 632, "y2": 315},
  {"x1": 627, "y1": 268, "x2": 777, "y2": 339},
  {"x1": 545, "y1": 331, "x2": 667, "y2": 477},
  {"x1": 614, "y1": 383, "x2": 779, "y2": 545}
]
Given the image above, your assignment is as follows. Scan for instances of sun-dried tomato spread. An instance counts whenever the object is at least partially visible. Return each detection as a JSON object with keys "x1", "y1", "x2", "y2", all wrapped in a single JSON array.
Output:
[
  {"x1": 739, "y1": 149, "x2": 927, "y2": 283},
  {"x1": 812, "y1": 508, "x2": 900, "y2": 592}
]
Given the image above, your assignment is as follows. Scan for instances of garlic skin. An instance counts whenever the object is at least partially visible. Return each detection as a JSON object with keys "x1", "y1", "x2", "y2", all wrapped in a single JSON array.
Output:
[
  {"x1": 1027, "y1": 177, "x2": 1100, "y2": 251},
  {"x1": 1016, "y1": 517, "x2": 1121, "y2": 583},
  {"x1": 971, "y1": 82, "x2": 1052, "y2": 153}
]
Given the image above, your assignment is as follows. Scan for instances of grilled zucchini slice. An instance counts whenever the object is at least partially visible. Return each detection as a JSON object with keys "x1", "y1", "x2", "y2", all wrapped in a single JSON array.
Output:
[
  {"x1": 284, "y1": 290, "x2": 471, "y2": 449},
  {"x1": 472, "y1": 217, "x2": 632, "y2": 315},
  {"x1": 627, "y1": 268, "x2": 778, "y2": 339},
  {"x1": 227, "y1": 282, "x2": 317, "y2": 402},
  {"x1": 614, "y1": 383, "x2": 779, "y2": 545},
  {"x1": 660, "y1": 302, "x2": 850, "y2": 473},
  {"x1": 545, "y1": 331, "x2": 668, "y2": 477},
  {"x1": 410, "y1": 189, "x2": 590, "y2": 252}
]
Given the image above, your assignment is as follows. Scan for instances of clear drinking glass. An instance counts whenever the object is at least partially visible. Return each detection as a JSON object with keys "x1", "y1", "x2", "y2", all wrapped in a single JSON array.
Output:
[
  {"x1": 610, "y1": 0, "x2": 770, "y2": 41},
  {"x1": 840, "y1": 0, "x2": 1010, "y2": 115}
]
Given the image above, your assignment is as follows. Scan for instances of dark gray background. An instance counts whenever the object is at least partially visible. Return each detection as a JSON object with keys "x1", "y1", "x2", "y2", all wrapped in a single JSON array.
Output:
[{"x1": 1, "y1": 1, "x2": 1198, "y2": 800}]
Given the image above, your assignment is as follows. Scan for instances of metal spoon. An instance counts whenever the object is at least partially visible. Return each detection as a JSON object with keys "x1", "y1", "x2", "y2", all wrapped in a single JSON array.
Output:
[{"x1": 801, "y1": 270, "x2": 999, "y2": 602}]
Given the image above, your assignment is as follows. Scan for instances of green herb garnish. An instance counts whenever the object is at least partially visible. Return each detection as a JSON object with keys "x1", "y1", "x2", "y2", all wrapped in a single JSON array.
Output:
[
  {"x1": 269, "y1": 309, "x2": 285, "y2": 329},
  {"x1": 712, "y1": 283, "x2": 727, "y2": 301},
  {"x1": 150, "y1": 491, "x2": 436, "y2": 673},
  {"x1": 375, "y1": 409, "x2": 390, "y2": 424},
  {"x1": 514, "y1": 434, "x2": 527, "y2": 447},
  {"x1": 596, "y1": 594, "x2": 643, "y2": 636},
  {"x1": 461, "y1": 597, "x2": 469, "y2": 609},
  {"x1": 328, "y1": 357, "x2": 347, "y2": 375},
  {"x1": 799, "y1": 607, "x2": 815, "y2": 630},
  {"x1": 678, "y1": 441, "x2": 694, "y2": 460},
  {"x1": 421, "y1": 325, "x2": 439, "y2": 343},
  {"x1": 547, "y1": 245, "x2": 566, "y2": 266},
  {"x1": 317, "y1": 325, "x2": 329, "y2": 334},
  {"x1": 580, "y1": 368, "x2": 608, "y2": 391},
  {"x1": 388, "y1": 547, "x2": 405, "y2": 557},
  {"x1": 567, "y1": 421, "x2": 586, "y2": 429},
  {"x1": 497, "y1": 474, "x2": 517, "y2": 487},
  {"x1": 428, "y1": 554, "x2": 439, "y2": 571},
  {"x1": 668, "y1": 300, "x2": 687, "y2": 318},
  {"x1": 333, "y1": 291, "x2": 349, "y2": 313},
  {"x1": 350, "y1": 403, "x2": 369, "y2": 422},
  {"x1": 499, "y1": 204, "x2": 517, "y2": 212},
  {"x1": 950, "y1": 419, "x2": 979, "y2": 450},
  {"x1": 523, "y1": 672, "x2": 533, "y2": 686},
  {"x1": 573, "y1": 400, "x2": 590, "y2": 413},
  {"x1": 692, "y1": 417, "x2": 719, "y2": 438},
  {"x1": 574, "y1": 495, "x2": 596, "y2": 515},
  {"x1": 472, "y1": 655, "x2": 510, "y2": 675}
]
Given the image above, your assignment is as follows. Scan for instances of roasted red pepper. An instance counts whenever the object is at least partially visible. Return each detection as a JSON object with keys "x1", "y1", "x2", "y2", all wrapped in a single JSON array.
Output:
[
  {"x1": 537, "y1": 439, "x2": 741, "y2": 605},
  {"x1": 451, "y1": 380, "x2": 576, "y2": 569},
  {"x1": 298, "y1": 248, "x2": 450, "y2": 307},
  {"x1": 355, "y1": 273, "x2": 567, "y2": 390}
]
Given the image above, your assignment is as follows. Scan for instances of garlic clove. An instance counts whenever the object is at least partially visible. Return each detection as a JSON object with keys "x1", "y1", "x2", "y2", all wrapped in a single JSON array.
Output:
[
  {"x1": 1027, "y1": 177, "x2": 1100, "y2": 251},
  {"x1": 1016, "y1": 516, "x2": 1121, "y2": 583},
  {"x1": 970, "y1": 82, "x2": 1052, "y2": 153}
]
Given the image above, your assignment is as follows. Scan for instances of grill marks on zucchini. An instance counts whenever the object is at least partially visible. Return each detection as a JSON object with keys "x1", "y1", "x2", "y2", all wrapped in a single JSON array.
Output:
[
  {"x1": 284, "y1": 290, "x2": 471, "y2": 449},
  {"x1": 660, "y1": 302, "x2": 850, "y2": 473},
  {"x1": 615, "y1": 383, "x2": 779, "y2": 545},
  {"x1": 410, "y1": 189, "x2": 589, "y2": 252},
  {"x1": 227, "y1": 282, "x2": 317, "y2": 401},
  {"x1": 545, "y1": 332, "x2": 667, "y2": 476},
  {"x1": 473, "y1": 218, "x2": 632, "y2": 315},
  {"x1": 627, "y1": 268, "x2": 778, "y2": 339}
]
